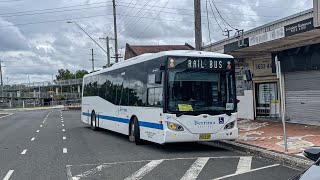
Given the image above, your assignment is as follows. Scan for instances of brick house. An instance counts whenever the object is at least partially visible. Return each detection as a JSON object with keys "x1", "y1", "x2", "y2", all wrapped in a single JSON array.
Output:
[{"x1": 124, "y1": 43, "x2": 194, "y2": 60}]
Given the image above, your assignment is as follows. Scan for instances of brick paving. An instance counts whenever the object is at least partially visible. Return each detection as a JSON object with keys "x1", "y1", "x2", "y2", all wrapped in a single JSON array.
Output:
[{"x1": 237, "y1": 119, "x2": 320, "y2": 154}]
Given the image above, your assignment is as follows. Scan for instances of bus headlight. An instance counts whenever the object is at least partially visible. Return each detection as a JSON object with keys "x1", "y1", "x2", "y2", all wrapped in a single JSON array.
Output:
[
  {"x1": 224, "y1": 121, "x2": 235, "y2": 130},
  {"x1": 167, "y1": 122, "x2": 184, "y2": 131}
]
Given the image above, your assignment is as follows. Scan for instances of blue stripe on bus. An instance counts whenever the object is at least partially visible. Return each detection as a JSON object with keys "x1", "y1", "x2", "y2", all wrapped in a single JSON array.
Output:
[{"x1": 82, "y1": 112, "x2": 163, "y2": 130}]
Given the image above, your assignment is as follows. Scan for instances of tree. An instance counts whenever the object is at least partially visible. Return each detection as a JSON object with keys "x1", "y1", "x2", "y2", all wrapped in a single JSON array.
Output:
[{"x1": 56, "y1": 69, "x2": 88, "y2": 80}]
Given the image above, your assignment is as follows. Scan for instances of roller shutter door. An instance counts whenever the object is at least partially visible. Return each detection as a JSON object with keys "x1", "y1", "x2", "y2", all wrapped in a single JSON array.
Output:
[{"x1": 285, "y1": 70, "x2": 320, "y2": 125}]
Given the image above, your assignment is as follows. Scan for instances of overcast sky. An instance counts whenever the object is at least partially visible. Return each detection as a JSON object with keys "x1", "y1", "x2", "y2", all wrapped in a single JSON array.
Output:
[{"x1": 0, "y1": 0, "x2": 313, "y2": 84}]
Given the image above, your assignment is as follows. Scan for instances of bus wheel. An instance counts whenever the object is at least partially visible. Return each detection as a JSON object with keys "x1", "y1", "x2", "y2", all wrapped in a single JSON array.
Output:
[
  {"x1": 133, "y1": 117, "x2": 143, "y2": 145},
  {"x1": 91, "y1": 112, "x2": 97, "y2": 131}
]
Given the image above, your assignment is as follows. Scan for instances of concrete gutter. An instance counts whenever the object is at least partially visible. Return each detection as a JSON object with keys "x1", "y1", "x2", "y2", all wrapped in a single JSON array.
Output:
[{"x1": 207, "y1": 140, "x2": 314, "y2": 170}]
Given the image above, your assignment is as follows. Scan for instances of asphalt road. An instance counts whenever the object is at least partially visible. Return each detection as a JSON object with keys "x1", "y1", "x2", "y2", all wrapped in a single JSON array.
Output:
[{"x1": 0, "y1": 109, "x2": 301, "y2": 180}]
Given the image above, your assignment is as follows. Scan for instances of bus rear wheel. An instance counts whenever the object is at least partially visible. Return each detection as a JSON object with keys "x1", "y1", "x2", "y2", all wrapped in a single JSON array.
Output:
[
  {"x1": 129, "y1": 117, "x2": 143, "y2": 145},
  {"x1": 91, "y1": 112, "x2": 97, "y2": 131}
]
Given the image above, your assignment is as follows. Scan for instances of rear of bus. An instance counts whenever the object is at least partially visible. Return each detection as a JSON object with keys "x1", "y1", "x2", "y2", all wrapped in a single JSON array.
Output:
[{"x1": 161, "y1": 55, "x2": 238, "y2": 143}]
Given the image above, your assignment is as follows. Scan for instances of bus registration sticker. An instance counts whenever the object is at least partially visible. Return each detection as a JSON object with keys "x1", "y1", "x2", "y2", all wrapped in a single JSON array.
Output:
[
  {"x1": 199, "y1": 134, "x2": 211, "y2": 140},
  {"x1": 178, "y1": 104, "x2": 193, "y2": 111}
]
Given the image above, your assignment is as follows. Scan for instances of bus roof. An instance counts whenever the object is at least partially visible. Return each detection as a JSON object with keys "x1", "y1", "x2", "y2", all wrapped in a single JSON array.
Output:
[{"x1": 84, "y1": 50, "x2": 234, "y2": 78}]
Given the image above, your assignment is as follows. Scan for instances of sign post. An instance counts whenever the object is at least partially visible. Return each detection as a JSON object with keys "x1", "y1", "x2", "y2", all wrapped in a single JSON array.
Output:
[{"x1": 275, "y1": 56, "x2": 288, "y2": 152}]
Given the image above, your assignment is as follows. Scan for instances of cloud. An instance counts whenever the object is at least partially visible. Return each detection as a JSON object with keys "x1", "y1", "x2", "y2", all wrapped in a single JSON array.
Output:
[{"x1": 0, "y1": 0, "x2": 313, "y2": 83}]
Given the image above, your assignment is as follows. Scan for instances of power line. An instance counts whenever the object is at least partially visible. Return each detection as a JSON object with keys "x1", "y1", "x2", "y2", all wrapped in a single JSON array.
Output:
[
  {"x1": 205, "y1": 0, "x2": 212, "y2": 43},
  {"x1": 1, "y1": 4, "x2": 112, "y2": 18},
  {"x1": 103, "y1": 0, "x2": 136, "y2": 37},
  {"x1": 118, "y1": 0, "x2": 159, "y2": 36},
  {"x1": 208, "y1": 0, "x2": 224, "y2": 32},
  {"x1": 211, "y1": 0, "x2": 237, "y2": 30},
  {"x1": 0, "y1": 1, "x2": 110, "y2": 16},
  {"x1": 117, "y1": 0, "x2": 151, "y2": 36},
  {"x1": 130, "y1": 0, "x2": 169, "y2": 44},
  {"x1": 0, "y1": 12, "x2": 265, "y2": 29},
  {"x1": 213, "y1": 1, "x2": 307, "y2": 10}
]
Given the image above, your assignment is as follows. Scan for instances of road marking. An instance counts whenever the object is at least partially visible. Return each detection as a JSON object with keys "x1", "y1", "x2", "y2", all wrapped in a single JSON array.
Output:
[
  {"x1": 62, "y1": 124, "x2": 64, "y2": 127},
  {"x1": 61, "y1": 121, "x2": 64, "y2": 123},
  {"x1": 62, "y1": 129, "x2": 65, "y2": 132},
  {"x1": 66, "y1": 165, "x2": 73, "y2": 180},
  {"x1": 3, "y1": 170, "x2": 14, "y2": 180},
  {"x1": 42, "y1": 120, "x2": 46, "y2": 123},
  {"x1": 124, "y1": 160, "x2": 163, "y2": 180},
  {"x1": 40, "y1": 125, "x2": 42, "y2": 127},
  {"x1": 63, "y1": 148, "x2": 67, "y2": 153},
  {"x1": 36, "y1": 130, "x2": 40, "y2": 133},
  {"x1": 67, "y1": 156, "x2": 251, "y2": 167},
  {"x1": 180, "y1": 158, "x2": 209, "y2": 180},
  {"x1": 63, "y1": 136, "x2": 66, "y2": 140},
  {"x1": 21, "y1": 149, "x2": 27, "y2": 155},
  {"x1": 236, "y1": 156, "x2": 252, "y2": 173},
  {"x1": 31, "y1": 137, "x2": 35, "y2": 141},
  {"x1": 72, "y1": 164, "x2": 110, "y2": 180},
  {"x1": 213, "y1": 164, "x2": 280, "y2": 180},
  {"x1": 0, "y1": 113, "x2": 13, "y2": 119}
]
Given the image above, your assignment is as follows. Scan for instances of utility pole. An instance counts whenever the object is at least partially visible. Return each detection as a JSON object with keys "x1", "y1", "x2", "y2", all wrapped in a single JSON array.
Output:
[
  {"x1": 194, "y1": 0, "x2": 202, "y2": 51},
  {"x1": 99, "y1": 37, "x2": 114, "y2": 67},
  {"x1": 0, "y1": 60, "x2": 3, "y2": 97},
  {"x1": 91, "y1": 49, "x2": 95, "y2": 72},
  {"x1": 112, "y1": 0, "x2": 119, "y2": 63}
]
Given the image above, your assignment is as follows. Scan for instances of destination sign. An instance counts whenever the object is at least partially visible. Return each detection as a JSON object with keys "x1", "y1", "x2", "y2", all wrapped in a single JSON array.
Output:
[{"x1": 169, "y1": 57, "x2": 233, "y2": 70}]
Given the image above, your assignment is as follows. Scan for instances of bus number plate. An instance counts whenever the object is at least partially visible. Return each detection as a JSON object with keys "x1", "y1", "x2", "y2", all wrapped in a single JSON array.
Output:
[{"x1": 199, "y1": 134, "x2": 211, "y2": 140}]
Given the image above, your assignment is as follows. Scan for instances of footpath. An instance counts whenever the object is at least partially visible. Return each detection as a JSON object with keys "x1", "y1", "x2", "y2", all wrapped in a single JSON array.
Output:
[
  {"x1": 236, "y1": 119, "x2": 320, "y2": 155},
  {"x1": 212, "y1": 119, "x2": 320, "y2": 169}
]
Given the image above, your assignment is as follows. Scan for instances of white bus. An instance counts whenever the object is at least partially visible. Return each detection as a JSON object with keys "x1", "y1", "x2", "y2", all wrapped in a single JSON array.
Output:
[{"x1": 81, "y1": 50, "x2": 238, "y2": 145}]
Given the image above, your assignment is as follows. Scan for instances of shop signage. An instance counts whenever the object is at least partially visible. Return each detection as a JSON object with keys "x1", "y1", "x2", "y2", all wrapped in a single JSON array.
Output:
[
  {"x1": 253, "y1": 59, "x2": 274, "y2": 77},
  {"x1": 284, "y1": 18, "x2": 314, "y2": 37},
  {"x1": 249, "y1": 27, "x2": 284, "y2": 46}
]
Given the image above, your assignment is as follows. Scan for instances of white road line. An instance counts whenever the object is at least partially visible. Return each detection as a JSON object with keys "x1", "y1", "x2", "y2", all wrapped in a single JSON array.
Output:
[
  {"x1": 180, "y1": 157, "x2": 209, "y2": 180},
  {"x1": 61, "y1": 121, "x2": 64, "y2": 123},
  {"x1": 62, "y1": 124, "x2": 64, "y2": 127},
  {"x1": 63, "y1": 148, "x2": 67, "y2": 153},
  {"x1": 36, "y1": 130, "x2": 40, "y2": 133},
  {"x1": 72, "y1": 164, "x2": 110, "y2": 180},
  {"x1": 213, "y1": 164, "x2": 280, "y2": 180},
  {"x1": 63, "y1": 136, "x2": 66, "y2": 140},
  {"x1": 0, "y1": 113, "x2": 13, "y2": 119},
  {"x1": 31, "y1": 137, "x2": 35, "y2": 141},
  {"x1": 124, "y1": 160, "x2": 163, "y2": 180},
  {"x1": 3, "y1": 170, "x2": 14, "y2": 180},
  {"x1": 21, "y1": 149, "x2": 27, "y2": 155},
  {"x1": 66, "y1": 165, "x2": 73, "y2": 180},
  {"x1": 67, "y1": 156, "x2": 250, "y2": 167},
  {"x1": 62, "y1": 129, "x2": 65, "y2": 132},
  {"x1": 236, "y1": 156, "x2": 252, "y2": 174},
  {"x1": 40, "y1": 125, "x2": 42, "y2": 127}
]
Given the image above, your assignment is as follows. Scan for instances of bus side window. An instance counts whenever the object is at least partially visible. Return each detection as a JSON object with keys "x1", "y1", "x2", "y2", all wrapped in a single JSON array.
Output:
[{"x1": 147, "y1": 87, "x2": 163, "y2": 106}]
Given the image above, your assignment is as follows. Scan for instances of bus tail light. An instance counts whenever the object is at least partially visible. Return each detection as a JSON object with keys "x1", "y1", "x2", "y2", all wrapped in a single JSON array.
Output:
[
  {"x1": 167, "y1": 122, "x2": 184, "y2": 131},
  {"x1": 224, "y1": 121, "x2": 235, "y2": 130}
]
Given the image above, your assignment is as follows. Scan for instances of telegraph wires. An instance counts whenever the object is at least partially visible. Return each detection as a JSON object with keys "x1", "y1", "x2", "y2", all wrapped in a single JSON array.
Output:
[{"x1": 130, "y1": 0, "x2": 169, "y2": 44}]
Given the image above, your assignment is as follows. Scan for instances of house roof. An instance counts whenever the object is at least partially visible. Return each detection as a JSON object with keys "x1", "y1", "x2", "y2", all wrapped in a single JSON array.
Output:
[{"x1": 126, "y1": 43, "x2": 194, "y2": 56}]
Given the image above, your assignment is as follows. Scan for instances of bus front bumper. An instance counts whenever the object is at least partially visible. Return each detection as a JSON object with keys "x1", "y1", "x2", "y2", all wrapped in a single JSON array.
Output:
[{"x1": 162, "y1": 128, "x2": 238, "y2": 143}]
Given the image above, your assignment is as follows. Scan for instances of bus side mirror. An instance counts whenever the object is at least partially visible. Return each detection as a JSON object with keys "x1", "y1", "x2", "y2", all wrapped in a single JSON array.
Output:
[
  {"x1": 304, "y1": 147, "x2": 320, "y2": 161},
  {"x1": 155, "y1": 71, "x2": 162, "y2": 84}
]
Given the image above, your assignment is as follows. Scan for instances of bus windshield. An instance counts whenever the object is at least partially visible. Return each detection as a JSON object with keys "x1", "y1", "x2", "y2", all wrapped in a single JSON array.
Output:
[{"x1": 167, "y1": 69, "x2": 235, "y2": 113}]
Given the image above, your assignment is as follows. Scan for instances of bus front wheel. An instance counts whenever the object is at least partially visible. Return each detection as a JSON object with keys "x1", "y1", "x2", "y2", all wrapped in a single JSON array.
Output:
[
  {"x1": 129, "y1": 117, "x2": 143, "y2": 145},
  {"x1": 91, "y1": 112, "x2": 97, "y2": 131}
]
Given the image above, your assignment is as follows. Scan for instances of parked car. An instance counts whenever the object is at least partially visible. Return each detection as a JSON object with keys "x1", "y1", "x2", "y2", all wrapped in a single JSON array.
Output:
[{"x1": 290, "y1": 147, "x2": 320, "y2": 180}]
